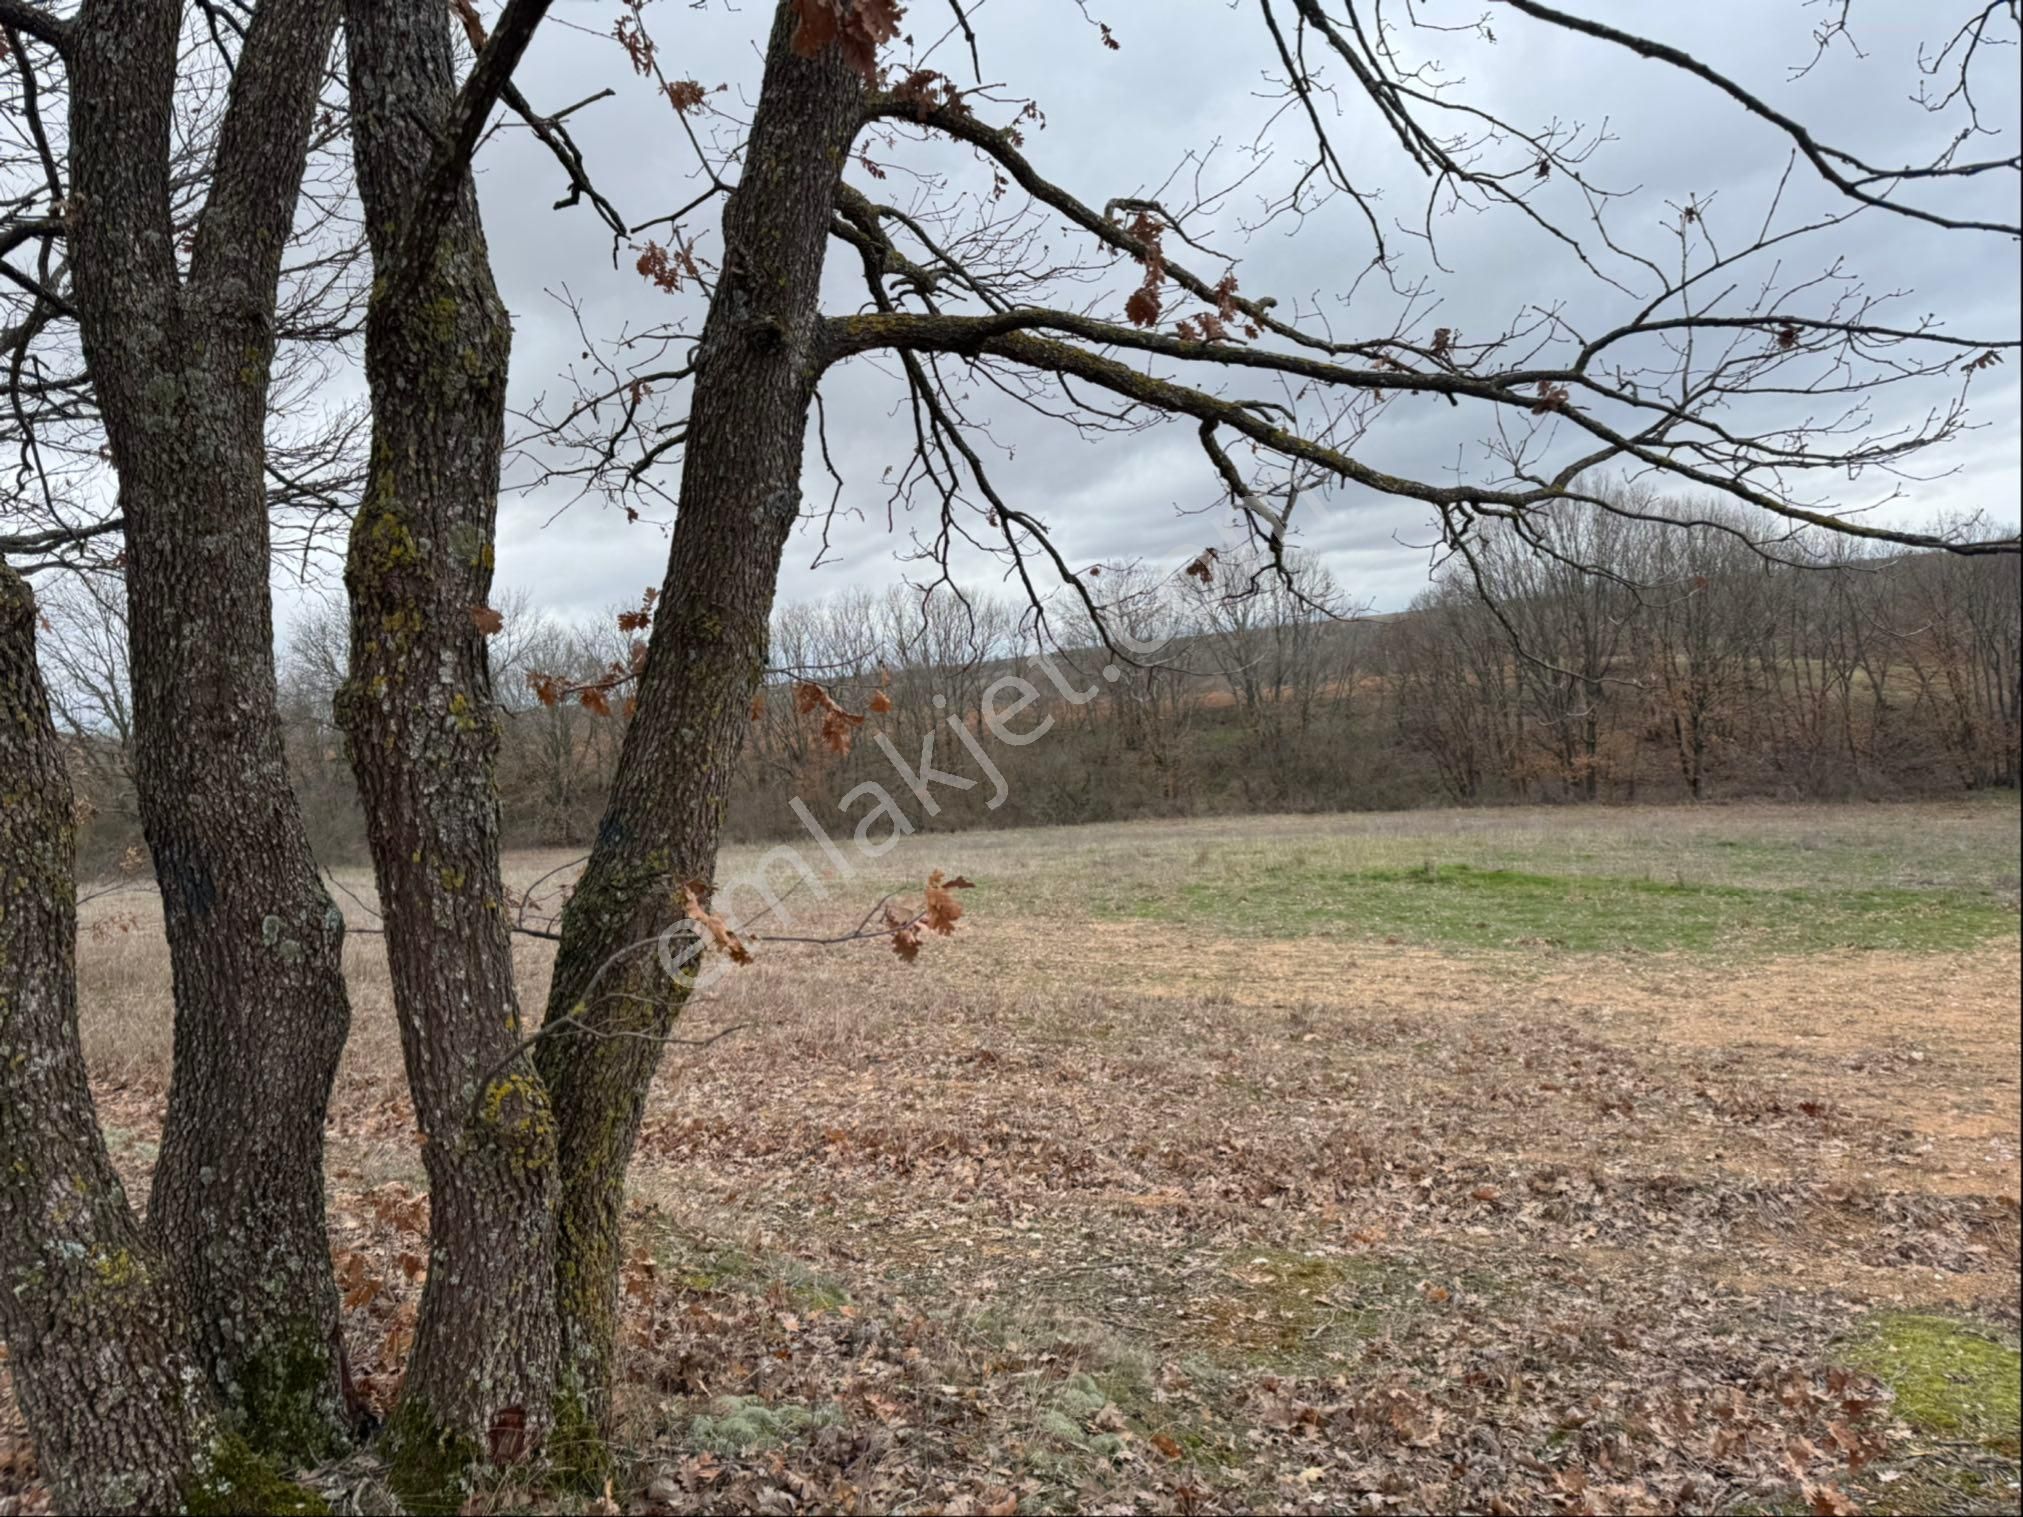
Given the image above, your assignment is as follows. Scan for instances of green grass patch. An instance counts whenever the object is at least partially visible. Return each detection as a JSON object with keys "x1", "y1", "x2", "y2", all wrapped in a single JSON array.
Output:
[
  {"x1": 1839, "y1": 1314, "x2": 2021, "y2": 1456},
  {"x1": 1089, "y1": 860, "x2": 2016, "y2": 955},
  {"x1": 686, "y1": 1396, "x2": 840, "y2": 1455}
]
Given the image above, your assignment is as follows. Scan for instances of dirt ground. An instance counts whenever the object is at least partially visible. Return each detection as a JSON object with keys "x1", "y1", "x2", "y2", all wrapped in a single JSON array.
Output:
[{"x1": 5, "y1": 803, "x2": 2019, "y2": 1514}]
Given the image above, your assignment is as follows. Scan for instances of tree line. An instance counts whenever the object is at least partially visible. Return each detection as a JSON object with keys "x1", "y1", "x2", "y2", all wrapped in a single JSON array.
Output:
[{"x1": 40, "y1": 498, "x2": 2017, "y2": 880}]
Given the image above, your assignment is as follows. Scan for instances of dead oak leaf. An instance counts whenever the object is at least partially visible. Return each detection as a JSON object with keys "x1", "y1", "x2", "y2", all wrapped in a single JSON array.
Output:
[
  {"x1": 794, "y1": 680, "x2": 868, "y2": 754},
  {"x1": 923, "y1": 869, "x2": 972, "y2": 934},
  {"x1": 885, "y1": 902, "x2": 923, "y2": 963},
  {"x1": 681, "y1": 882, "x2": 753, "y2": 965}
]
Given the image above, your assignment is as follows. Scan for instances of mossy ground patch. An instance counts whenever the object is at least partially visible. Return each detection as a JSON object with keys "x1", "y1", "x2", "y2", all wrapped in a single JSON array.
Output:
[{"x1": 1840, "y1": 1314, "x2": 2021, "y2": 1455}]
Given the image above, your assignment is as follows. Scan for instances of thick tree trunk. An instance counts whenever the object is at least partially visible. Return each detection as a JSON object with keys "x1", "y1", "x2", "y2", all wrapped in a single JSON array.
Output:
[
  {"x1": 338, "y1": 3, "x2": 559, "y2": 1504},
  {"x1": 66, "y1": 0, "x2": 355, "y2": 1457},
  {"x1": 0, "y1": 562, "x2": 323, "y2": 1516},
  {"x1": 537, "y1": 2, "x2": 865, "y2": 1451}
]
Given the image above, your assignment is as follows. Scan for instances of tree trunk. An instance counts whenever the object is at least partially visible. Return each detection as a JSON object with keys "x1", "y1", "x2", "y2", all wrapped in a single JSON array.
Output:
[
  {"x1": 337, "y1": 3, "x2": 559, "y2": 1505},
  {"x1": 537, "y1": 2, "x2": 865, "y2": 1451},
  {"x1": 66, "y1": 0, "x2": 355, "y2": 1457},
  {"x1": 0, "y1": 561, "x2": 323, "y2": 1516}
]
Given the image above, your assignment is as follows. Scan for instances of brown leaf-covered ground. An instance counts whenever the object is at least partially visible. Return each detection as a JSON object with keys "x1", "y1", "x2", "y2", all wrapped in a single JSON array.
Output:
[{"x1": 5, "y1": 802, "x2": 2019, "y2": 1514}]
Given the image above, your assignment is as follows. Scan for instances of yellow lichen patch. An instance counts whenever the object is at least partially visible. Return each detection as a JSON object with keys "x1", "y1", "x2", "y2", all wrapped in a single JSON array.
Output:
[
  {"x1": 88, "y1": 1245, "x2": 145, "y2": 1295},
  {"x1": 476, "y1": 1066, "x2": 557, "y2": 1171}
]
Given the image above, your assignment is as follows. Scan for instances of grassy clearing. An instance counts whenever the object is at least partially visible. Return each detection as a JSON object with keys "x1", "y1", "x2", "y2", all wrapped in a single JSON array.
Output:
[
  {"x1": 890, "y1": 796, "x2": 2023, "y2": 906},
  {"x1": 952, "y1": 798, "x2": 2023, "y2": 955},
  {"x1": 1086, "y1": 859, "x2": 2018, "y2": 953}
]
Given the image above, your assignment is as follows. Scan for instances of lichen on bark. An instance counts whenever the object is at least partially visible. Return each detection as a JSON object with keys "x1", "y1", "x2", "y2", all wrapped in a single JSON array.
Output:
[{"x1": 1, "y1": 560, "x2": 326, "y2": 1513}]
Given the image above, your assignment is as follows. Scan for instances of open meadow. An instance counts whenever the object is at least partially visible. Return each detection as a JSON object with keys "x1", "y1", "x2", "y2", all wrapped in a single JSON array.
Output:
[{"x1": 22, "y1": 799, "x2": 2023, "y2": 1514}]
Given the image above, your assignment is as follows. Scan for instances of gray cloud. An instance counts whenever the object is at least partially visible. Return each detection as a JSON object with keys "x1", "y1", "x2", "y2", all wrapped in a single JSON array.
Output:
[{"x1": 464, "y1": 0, "x2": 2018, "y2": 626}]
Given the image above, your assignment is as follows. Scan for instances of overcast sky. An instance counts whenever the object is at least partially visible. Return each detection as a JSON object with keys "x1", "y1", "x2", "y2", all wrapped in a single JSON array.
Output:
[{"x1": 391, "y1": 0, "x2": 2019, "y2": 629}]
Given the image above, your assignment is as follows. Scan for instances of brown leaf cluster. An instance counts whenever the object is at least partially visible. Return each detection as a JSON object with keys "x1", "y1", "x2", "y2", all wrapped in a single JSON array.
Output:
[
  {"x1": 885, "y1": 900, "x2": 922, "y2": 962},
  {"x1": 890, "y1": 67, "x2": 970, "y2": 121},
  {"x1": 527, "y1": 589, "x2": 657, "y2": 711},
  {"x1": 1531, "y1": 379, "x2": 1573, "y2": 415},
  {"x1": 637, "y1": 241, "x2": 700, "y2": 293},
  {"x1": 795, "y1": 680, "x2": 868, "y2": 754},
  {"x1": 1175, "y1": 271, "x2": 1257, "y2": 343},
  {"x1": 790, "y1": 0, "x2": 905, "y2": 83},
  {"x1": 885, "y1": 870, "x2": 972, "y2": 962},
  {"x1": 1123, "y1": 210, "x2": 1167, "y2": 328},
  {"x1": 922, "y1": 869, "x2": 971, "y2": 934},
  {"x1": 614, "y1": 5, "x2": 656, "y2": 75},
  {"x1": 616, "y1": 585, "x2": 658, "y2": 634}
]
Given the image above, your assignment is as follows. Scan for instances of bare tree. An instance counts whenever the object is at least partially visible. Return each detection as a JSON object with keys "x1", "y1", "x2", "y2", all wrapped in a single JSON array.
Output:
[
  {"x1": 0, "y1": 5, "x2": 369, "y2": 577},
  {"x1": 0, "y1": 0, "x2": 367, "y2": 1466},
  {"x1": 0, "y1": 0, "x2": 587, "y2": 1499},
  {"x1": 1188, "y1": 547, "x2": 1362, "y2": 807},
  {"x1": 333, "y1": 0, "x2": 574, "y2": 1494},
  {"x1": 1630, "y1": 502, "x2": 1775, "y2": 800},
  {"x1": 1887, "y1": 527, "x2": 2022, "y2": 788},
  {"x1": 1385, "y1": 582, "x2": 1523, "y2": 801},
  {"x1": 0, "y1": 554, "x2": 327, "y2": 1512},
  {"x1": 32, "y1": 569, "x2": 137, "y2": 854}
]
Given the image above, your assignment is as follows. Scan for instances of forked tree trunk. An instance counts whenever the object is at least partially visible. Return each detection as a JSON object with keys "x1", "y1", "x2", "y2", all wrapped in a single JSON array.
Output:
[
  {"x1": 0, "y1": 561, "x2": 322, "y2": 1516},
  {"x1": 337, "y1": 2, "x2": 559, "y2": 1504},
  {"x1": 66, "y1": 0, "x2": 355, "y2": 1457},
  {"x1": 538, "y1": 2, "x2": 865, "y2": 1450}
]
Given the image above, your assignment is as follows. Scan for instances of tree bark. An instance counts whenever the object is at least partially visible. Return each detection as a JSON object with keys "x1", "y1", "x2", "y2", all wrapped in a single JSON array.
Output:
[
  {"x1": 65, "y1": 0, "x2": 356, "y2": 1457},
  {"x1": 0, "y1": 561, "x2": 323, "y2": 1516},
  {"x1": 338, "y1": 2, "x2": 559, "y2": 1504},
  {"x1": 537, "y1": 2, "x2": 865, "y2": 1451}
]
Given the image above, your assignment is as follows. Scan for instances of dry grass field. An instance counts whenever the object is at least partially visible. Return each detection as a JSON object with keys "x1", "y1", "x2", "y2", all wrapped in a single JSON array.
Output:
[{"x1": 9, "y1": 800, "x2": 2021, "y2": 1514}]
